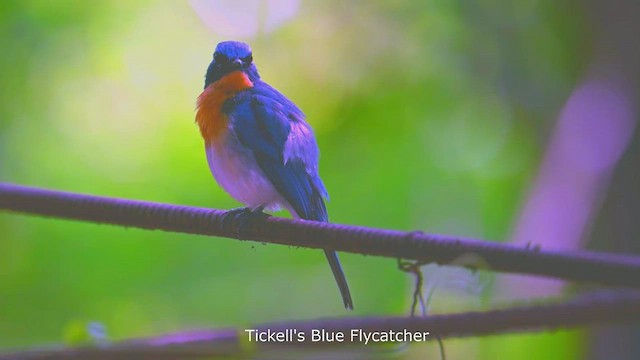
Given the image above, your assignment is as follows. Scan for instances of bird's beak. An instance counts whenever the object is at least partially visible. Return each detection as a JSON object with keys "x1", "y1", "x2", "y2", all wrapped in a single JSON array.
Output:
[{"x1": 231, "y1": 58, "x2": 243, "y2": 69}]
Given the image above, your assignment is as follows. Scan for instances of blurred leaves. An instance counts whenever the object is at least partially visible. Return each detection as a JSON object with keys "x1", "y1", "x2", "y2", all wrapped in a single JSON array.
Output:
[{"x1": 0, "y1": 0, "x2": 587, "y2": 358}]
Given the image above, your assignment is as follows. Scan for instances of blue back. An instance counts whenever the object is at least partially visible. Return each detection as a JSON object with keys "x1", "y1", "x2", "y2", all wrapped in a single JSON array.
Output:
[{"x1": 227, "y1": 81, "x2": 329, "y2": 221}]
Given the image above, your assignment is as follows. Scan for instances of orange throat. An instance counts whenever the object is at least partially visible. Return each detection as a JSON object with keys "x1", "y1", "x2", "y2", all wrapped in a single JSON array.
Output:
[{"x1": 196, "y1": 71, "x2": 254, "y2": 145}]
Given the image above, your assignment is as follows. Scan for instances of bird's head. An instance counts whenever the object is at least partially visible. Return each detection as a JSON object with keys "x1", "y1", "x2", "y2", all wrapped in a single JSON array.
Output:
[{"x1": 204, "y1": 41, "x2": 260, "y2": 89}]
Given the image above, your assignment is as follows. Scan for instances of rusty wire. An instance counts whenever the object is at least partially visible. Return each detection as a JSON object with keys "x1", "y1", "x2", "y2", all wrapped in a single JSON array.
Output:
[
  {"x1": 0, "y1": 290, "x2": 638, "y2": 359},
  {"x1": 2, "y1": 183, "x2": 640, "y2": 288}
]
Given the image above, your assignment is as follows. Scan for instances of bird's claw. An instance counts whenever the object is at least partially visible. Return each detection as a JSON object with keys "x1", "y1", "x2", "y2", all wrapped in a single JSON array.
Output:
[{"x1": 221, "y1": 206, "x2": 269, "y2": 238}]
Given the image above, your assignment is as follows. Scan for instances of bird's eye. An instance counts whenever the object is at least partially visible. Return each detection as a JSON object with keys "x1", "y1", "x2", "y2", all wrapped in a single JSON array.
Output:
[
  {"x1": 214, "y1": 52, "x2": 228, "y2": 64},
  {"x1": 242, "y1": 54, "x2": 253, "y2": 64}
]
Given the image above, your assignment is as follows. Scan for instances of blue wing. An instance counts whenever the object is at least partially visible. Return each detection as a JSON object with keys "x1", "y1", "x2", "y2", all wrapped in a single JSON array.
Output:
[
  {"x1": 228, "y1": 85, "x2": 328, "y2": 222},
  {"x1": 228, "y1": 84, "x2": 353, "y2": 309}
]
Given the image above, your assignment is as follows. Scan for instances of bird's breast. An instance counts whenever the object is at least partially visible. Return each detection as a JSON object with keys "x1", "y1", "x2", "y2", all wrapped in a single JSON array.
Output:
[{"x1": 196, "y1": 71, "x2": 253, "y2": 144}]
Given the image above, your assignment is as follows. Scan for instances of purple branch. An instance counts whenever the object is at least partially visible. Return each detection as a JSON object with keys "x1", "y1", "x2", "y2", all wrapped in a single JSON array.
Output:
[
  {"x1": 1, "y1": 183, "x2": 640, "y2": 287},
  {"x1": 0, "y1": 290, "x2": 638, "y2": 359}
]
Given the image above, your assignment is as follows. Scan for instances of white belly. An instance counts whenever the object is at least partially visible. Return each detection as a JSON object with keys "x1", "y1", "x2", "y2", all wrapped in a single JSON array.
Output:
[{"x1": 205, "y1": 141, "x2": 289, "y2": 212}]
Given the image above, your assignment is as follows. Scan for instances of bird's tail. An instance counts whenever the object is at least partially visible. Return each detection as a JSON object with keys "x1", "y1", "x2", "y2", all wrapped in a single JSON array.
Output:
[
  {"x1": 285, "y1": 174, "x2": 353, "y2": 310},
  {"x1": 324, "y1": 249, "x2": 353, "y2": 310}
]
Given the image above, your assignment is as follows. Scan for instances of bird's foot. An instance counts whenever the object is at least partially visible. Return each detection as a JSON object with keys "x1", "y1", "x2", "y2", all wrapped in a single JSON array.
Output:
[
  {"x1": 221, "y1": 206, "x2": 269, "y2": 238},
  {"x1": 223, "y1": 206, "x2": 252, "y2": 217}
]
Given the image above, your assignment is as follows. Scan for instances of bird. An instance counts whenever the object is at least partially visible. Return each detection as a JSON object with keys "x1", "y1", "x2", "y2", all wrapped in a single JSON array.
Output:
[{"x1": 195, "y1": 41, "x2": 353, "y2": 310}]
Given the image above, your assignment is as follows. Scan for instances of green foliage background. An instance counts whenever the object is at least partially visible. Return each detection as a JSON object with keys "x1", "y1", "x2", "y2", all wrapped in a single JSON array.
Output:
[{"x1": 0, "y1": 0, "x2": 588, "y2": 358}]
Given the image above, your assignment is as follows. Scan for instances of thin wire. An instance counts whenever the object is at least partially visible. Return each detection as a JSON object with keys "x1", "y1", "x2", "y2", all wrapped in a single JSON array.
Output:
[{"x1": 398, "y1": 259, "x2": 446, "y2": 360}]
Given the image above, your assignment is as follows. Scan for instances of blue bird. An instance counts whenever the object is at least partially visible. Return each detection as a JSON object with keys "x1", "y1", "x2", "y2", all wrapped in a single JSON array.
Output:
[{"x1": 195, "y1": 41, "x2": 353, "y2": 310}]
